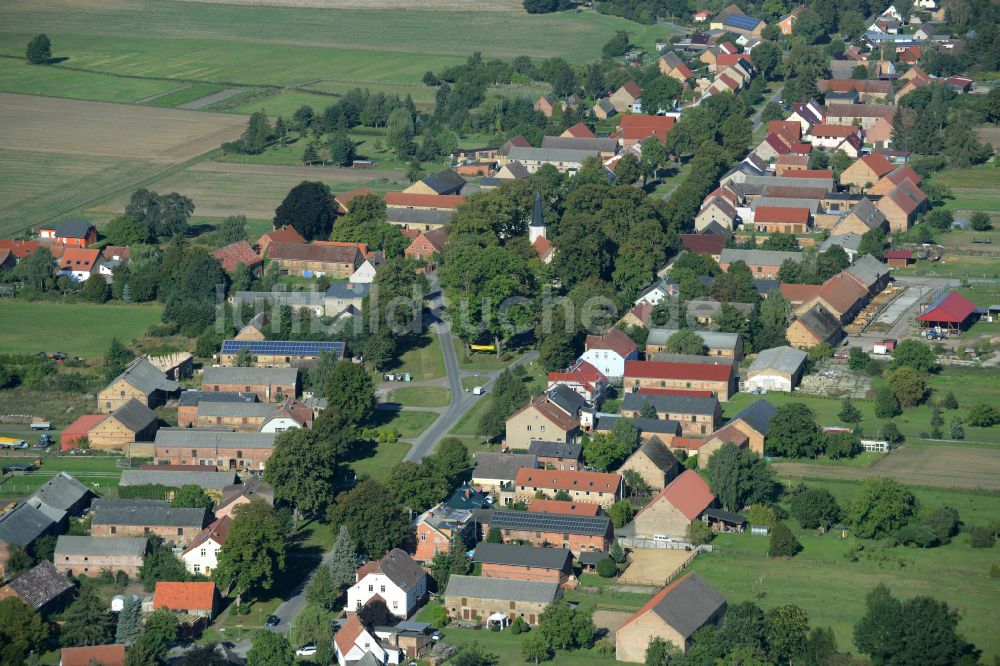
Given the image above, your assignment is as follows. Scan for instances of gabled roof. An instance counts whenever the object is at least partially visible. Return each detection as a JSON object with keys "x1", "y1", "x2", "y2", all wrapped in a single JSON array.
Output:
[
  {"x1": 92, "y1": 499, "x2": 208, "y2": 528},
  {"x1": 624, "y1": 360, "x2": 733, "y2": 382},
  {"x1": 809, "y1": 123, "x2": 859, "y2": 138},
  {"x1": 642, "y1": 469, "x2": 714, "y2": 521},
  {"x1": 182, "y1": 516, "x2": 232, "y2": 555},
  {"x1": 0, "y1": 502, "x2": 55, "y2": 547},
  {"x1": 619, "y1": 81, "x2": 642, "y2": 99},
  {"x1": 514, "y1": 395, "x2": 580, "y2": 432},
  {"x1": 882, "y1": 165, "x2": 922, "y2": 187},
  {"x1": 473, "y1": 452, "x2": 537, "y2": 480},
  {"x1": 259, "y1": 225, "x2": 306, "y2": 246},
  {"x1": 826, "y1": 103, "x2": 896, "y2": 119},
  {"x1": 58, "y1": 248, "x2": 101, "y2": 272},
  {"x1": 680, "y1": 233, "x2": 727, "y2": 255},
  {"x1": 212, "y1": 240, "x2": 262, "y2": 273},
  {"x1": 700, "y1": 196, "x2": 737, "y2": 220},
  {"x1": 916, "y1": 291, "x2": 976, "y2": 323},
  {"x1": 445, "y1": 575, "x2": 560, "y2": 604},
  {"x1": 32, "y1": 472, "x2": 92, "y2": 513},
  {"x1": 489, "y1": 510, "x2": 611, "y2": 536},
  {"x1": 848, "y1": 198, "x2": 888, "y2": 230},
  {"x1": 855, "y1": 153, "x2": 895, "y2": 178},
  {"x1": 563, "y1": 122, "x2": 596, "y2": 138},
  {"x1": 109, "y1": 398, "x2": 158, "y2": 433},
  {"x1": 4, "y1": 561, "x2": 72, "y2": 610},
  {"x1": 202, "y1": 366, "x2": 298, "y2": 386},
  {"x1": 55, "y1": 535, "x2": 148, "y2": 557},
  {"x1": 120, "y1": 469, "x2": 237, "y2": 489},
  {"x1": 754, "y1": 206, "x2": 810, "y2": 224},
  {"x1": 621, "y1": 392, "x2": 719, "y2": 416},
  {"x1": 527, "y1": 499, "x2": 600, "y2": 516},
  {"x1": 54, "y1": 218, "x2": 95, "y2": 239},
  {"x1": 724, "y1": 14, "x2": 762, "y2": 30},
  {"x1": 473, "y1": 543, "x2": 572, "y2": 570},
  {"x1": 627, "y1": 437, "x2": 678, "y2": 473},
  {"x1": 335, "y1": 187, "x2": 375, "y2": 213},
  {"x1": 61, "y1": 645, "x2": 127, "y2": 666},
  {"x1": 795, "y1": 304, "x2": 842, "y2": 342},
  {"x1": 154, "y1": 428, "x2": 276, "y2": 449},
  {"x1": 527, "y1": 440, "x2": 583, "y2": 460},
  {"x1": 385, "y1": 192, "x2": 466, "y2": 209},
  {"x1": 419, "y1": 169, "x2": 467, "y2": 195},
  {"x1": 719, "y1": 248, "x2": 802, "y2": 267},
  {"x1": 177, "y1": 390, "x2": 257, "y2": 407},
  {"x1": 749, "y1": 346, "x2": 807, "y2": 375},
  {"x1": 727, "y1": 398, "x2": 778, "y2": 436},
  {"x1": 153, "y1": 581, "x2": 217, "y2": 611},
  {"x1": 585, "y1": 328, "x2": 638, "y2": 358},
  {"x1": 816, "y1": 272, "x2": 869, "y2": 314},
  {"x1": 645, "y1": 329, "x2": 739, "y2": 351},
  {"x1": 334, "y1": 613, "x2": 370, "y2": 656},
  {"x1": 110, "y1": 357, "x2": 180, "y2": 395},
  {"x1": 544, "y1": 384, "x2": 586, "y2": 417},
  {"x1": 515, "y1": 468, "x2": 620, "y2": 494},
  {"x1": 845, "y1": 254, "x2": 889, "y2": 290},
  {"x1": 618, "y1": 572, "x2": 725, "y2": 639},
  {"x1": 362, "y1": 548, "x2": 426, "y2": 591}
]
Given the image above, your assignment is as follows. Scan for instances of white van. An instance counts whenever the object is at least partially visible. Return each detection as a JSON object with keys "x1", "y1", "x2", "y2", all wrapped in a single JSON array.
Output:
[
  {"x1": 653, "y1": 534, "x2": 670, "y2": 542},
  {"x1": 473, "y1": 386, "x2": 485, "y2": 395}
]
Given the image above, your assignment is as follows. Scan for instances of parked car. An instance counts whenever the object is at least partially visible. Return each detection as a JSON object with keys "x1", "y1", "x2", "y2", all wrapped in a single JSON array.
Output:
[
  {"x1": 295, "y1": 645, "x2": 317, "y2": 657},
  {"x1": 265, "y1": 615, "x2": 281, "y2": 627}
]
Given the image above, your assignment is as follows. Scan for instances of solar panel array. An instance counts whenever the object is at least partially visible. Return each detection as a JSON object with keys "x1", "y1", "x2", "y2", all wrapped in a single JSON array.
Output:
[
  {"x1": 220, "y1": 340, "x2": 345, "y2": 357},
  {"x1": 490, "y1": 510, "x2": 610, "y2": 535},
  {"x1": 724, "y1": 14, "x2": 761, "y2": 29}
]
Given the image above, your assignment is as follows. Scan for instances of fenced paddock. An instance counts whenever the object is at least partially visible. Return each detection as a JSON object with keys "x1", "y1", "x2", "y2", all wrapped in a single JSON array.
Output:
[{"x1": 617, "y1": 548, "x2": 698, "y2": 586}]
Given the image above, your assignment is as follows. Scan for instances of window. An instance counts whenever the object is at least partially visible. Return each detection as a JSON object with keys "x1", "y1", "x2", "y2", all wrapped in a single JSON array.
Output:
[
  {"x1": 510, "y1": 601, "x2": 516, "y2": 610},
  {"x1": 192, "y1": 450, "x2": 198, "y2": 457},
  {"x1": 380, "y1": 585, "x2": 385, "y2": 593},
  {"x1": 245, "y1": 386, "x2": 250, "y2": 392},
  {"x1": 540, "y1": 426, "x2": 545, "y2": 432},
  {"x1": 369, "y1": 584, "x2": 374, "y2": 592},
  {"x1": 420, "y1": 532, "x2": 426, "y2": 541},
  {"x1": 526, "y1": 425, "x2": 531, "y2": 431},
  {"x1": 357, "y1": 600, "x2": 362, "y2": 610},
  {"x1": 120, "y1": 390, "x2": 125, "y2": 397},
  {"x1": 110, "y1": 526, "x2": 116, "y2": 534},
  {"x1": 237, "y1": 451, "x2": 243, "y2": 459},
  {"x1": 177, "y1": 528, "x2": 183, "y2": 536},
  {"x1": 194, "y1": 564, "x2": 201, "y2": 573},
  {"x1": 200, "y1": 549, "x2": 206, "y2": 557}
]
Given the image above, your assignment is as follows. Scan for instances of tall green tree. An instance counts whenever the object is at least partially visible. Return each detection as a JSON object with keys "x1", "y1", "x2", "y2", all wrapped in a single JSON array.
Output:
[
  {"x1": 847, "y1": 477, "x2": 918, "y2": 539},
  {"x1": 171, "y1": 484, "x2": 214, "y2": 511},
  {"x1": 242, "y1": 111, "x2": 272, "y2": 154},
  {"x1": 706, "y1": 443, "x2": 780, "y2": 511},
  {"x1": 329, "y1": 524, "x2": 359, "y2": 590},
  {"x1": 115, "y1": 595, "x2": 144, "y2": 645},
  {"x1": 61, "y1": 584, "x2": 116, "y2": 646},
  {"x1": 767, "y1": 404, "x2": 822, "y2": 458},
  {"x1": 247, "y1": 631, "x2": 294, "y2": 666},
  {"x1": 538, "y1": 600, "x2": 595, "y2": 650},
  {"x1": 0, "y1": 597, "x2": 48, "y2": 665},
  {"x1": 766, "y1": 605, "x2": 810, "y2": 664},
  {"x1": 25, "y1": 34, "x2": 51, "y2": 64},
  {"x1": 213, "y1": 500, "x2": 289, "y2": 602},
  {"x1": 323, "y1": 361, "x2": 376, "y2": 426},
  {"x1": 264, "y1": 428, "x2": 339, "y2": 518},
  {"x1": 326, "y1": 480, "x2": 412, "y2": 558},
  {"x1": 273, "y1": 181, "x2": 336, "y2": 241}
]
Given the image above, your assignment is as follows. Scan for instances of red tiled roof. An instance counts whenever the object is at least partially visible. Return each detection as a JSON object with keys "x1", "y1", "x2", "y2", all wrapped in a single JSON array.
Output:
[
  {"x1": 153, "y1": 581, "x2": 217, "y2": 612},
  {"x1": 668, "y1": 436, "x2": 708, "y2": 450},
  {"x1": 768, "y1": 120, "x2": 802, "y2": 141},
  {"x1": 809, "y1": 123, "x2": 858, "y2": 138},
  {"x1": 336, "y1": 187, "x2": 375, "y2": 212},
  {"x1": 384, "y1": 192, "x2": 465, "y2": 209},
  {"x1": 755, "y1": 206, "x2": 810, "y2": 224},
  {"x1": 532, "y1": 235, "x2": 553, "y2": 260},
  {"x1": 267, "y1": 242, "x2": 360, "y2": 263},
  {"x1": 627, "y1": 302, "x2": 653, "y2": 325},
  {"x1": 61, "y1": 645, "x2": 126, "y2": 666},
  {"x1": 826, "y1": 103, "x2": 896, "y2": 119},
  {"x1": 776, "y1": 154, "x2": 810, "y2": 167},
  {"x1": 102, "y1": 245, "x2": 130, "y2": 260},
  {"x1": 883, "y1": 165, "x2": 921, "y2": 186},
  {"x1": 624, "y1": 360, "x2": 733, "y2": 382},
  {"x1": 858, "y1": 153, "x2": 894, "y2": 178},
  {"x1": 0, "y1": 239, "x2": 41, "y2": 259},
  {"x1": 816, "y1": 272, "x2": 869, "y2": 314},
  {"x1": 637, "y1": 470, "x2": 714, "y2": 521},
  {"x1": 58, "y1": 248, "x2": 100, "y2": 271},
  {"x1": 718, "y1": 74, "x2": 740, "y2": 91},
  {"x1": 716, "y1": 53, "x2": 750, "y2": 68},
  {"x1": 564, "y1": 122, "x2": 596, "y2": 138},
  {"x1": 515, "y1": 468, "x2": 621, "y2": 493},
  {"x1": 917, "y1": 291, "x2": 976, "y2": 324},
  {"x1": 680, "y1": 234, "x2": 727, "y2": 255},
  {"x1": 528, "y1": 499, "x2": 601, "y2": 516},
  {"x1": 63, "y1": 414, "x2": 107, "y2": 437},
  {"x1": 885, "y1": 250, "x2": 913, "y2": 259},
  {"x1": 621, "y1": 81, "x2": 643, "y2": 98},
  {"x1": 779, "y1": 283, "x2": 822, "y2": 305},
  {"x1": 407, "y1": 228, "x2": 448, "y2": 254},
  {"x1": 334, "y1": 613, "x2": 366, "y2": 655},
  {"x1": 259, "y1": 225, "x2": 306, "y2": 246},
  {"x1": 712, "y1": 423, "x2": 750, "y2": 445},
  {"x1": 212, "y1": 240, "x2": 262, "y2": 273},
  {"x1": 585, "y1": 327, "x2": 638, "y2": 358}
]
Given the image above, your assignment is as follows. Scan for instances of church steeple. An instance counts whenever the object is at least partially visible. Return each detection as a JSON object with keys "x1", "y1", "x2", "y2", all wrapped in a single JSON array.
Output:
[{"x1": 529, "y1": 191, "x2": 546, "y2": 244}]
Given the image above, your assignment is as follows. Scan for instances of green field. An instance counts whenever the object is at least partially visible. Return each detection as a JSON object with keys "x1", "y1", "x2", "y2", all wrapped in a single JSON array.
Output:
[
  {"x1": 692, "y1": 480, "x2": 1000, "y2": 660},
  {"x1": 928, "y1": 166, "x2": 1000, "y2": 212},
  {"x1": 387, "y1": 387, "x2": 450, "y2": 408},
  {"x1": 347, "y1": 439, "x2": 410, "y2": 482},
  {"x1": 369, "y1": 409, "x2": 438, "y2": 439},
  {"x1": 142, "y1": 82, "x2": 225, "y2": 108},
  {"x1": 389, "y1": 335, "x2": 446, "y2": 382},
  {"x1": 0, "y1": 455, "x2": 123, "y2": 499},
  {"x1": 0, "y1": 301, "x2": 163, "y2": 356},
  {"x1": 0, "y1": 56, "x2": 178, "y2": 103}
]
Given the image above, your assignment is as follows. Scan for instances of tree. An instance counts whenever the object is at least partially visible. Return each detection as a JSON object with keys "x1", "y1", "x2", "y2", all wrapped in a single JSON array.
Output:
[
  {"x1": 328, "y1": 134, "x2": 356, "y2": 166},
  {"x1": 640, "y1": 76, "x2": 682, "y2": 116},
  {"x1": 125, "y1": 639, "x2": 165, "y2": 666},
  {"x1": 790, "y1": 487, "x2": 840, "y2": 529},
  {"x1": 887, "y1": 366, "x2": 927, "y2": 408},
  {"x1": 242, "y1": 111, "x2": 272, "y2": 154},
  {"x1": 615, "y1": 153, "x2": 641, "y2": 185},
  {"x1": 687, "y1": 519, "x2": 714, "y2": 546},
  {"x1": 950, "y1": 416, "x2": 965, "y2": 440},
  {"x1": 326, "y1": 480, "x2": 411, "y2": 558},
  {"x1": 942, "y1": 391, "x2": 959, "y2": 409},
  {"x1": 751, "y1": 40, "x2": 782, "y2": 80},
  {"x1": 854, "y1": 584, "x2": 976, "y2": 666},
  {"x1": 538, "y1": 600, "x2": 594, "y2": 650},
  {"x1": 873, "y1": 386, "x2": 901, "y2": 419},
  {"x1": 523, "y1": 0, "x2": 559, "y2": 13},
  {"x1": 61, "y1": 583, "x2": 116, "y2": 646},
  {"x1": 645, "y1": 636, "x2": 676, "y2": 666},
  {"x1": 969, "y1": 211, "x2": 992, "y2": 231},
  {"x1": 125, "y1": 189, "x2": 194, "y2": 240},
  {"x1": 139, "y1": 535, "x2": 188, "y2": 591},
  {"x1": 602, "y1": 30, "x2": 630, "y2": 58},
  {"x1": 486, "y1": 527, "x2": 503, "y2": 543},
  {"x1": 425, "y1": 437, "x2": 472, "y2": 490},
  {"x1": 80, "y1": 273, "x2": 110, "y2": 303},
  {"x1": 967, "y1": 403, "x2": 1000, "y2": 427},
  {"x1": 306, "y1": 563, "x2": 339, "y2": 611},
  {"x1": 171, "y1": 484, "x2": 214, "y2": 511},
  {"x1": 858, "y1": 227, "x2": 887, "y2": 260},
  {"x1": 767, "y1": 404, "x2": 822, "y2": 458},
  {"x1": 323, "y1": 361, "x2": 375, "y2": 426},
  {"x1": 792, "y1": 7, "x2": 825, "y2": 44},
  {"x1": 838, "y1": 397, "x2": 862, "y2": 426},
  {"x1": 273, "y1": 181, "x2": 336, "y2": 241},
  {"x1": 105, "y1": 214, "x2": 149, "y2": 245},
  {"x1": 0, "y1": 597, "x2": 48, "y2": 665},
  {"x1": 622, "y1": 469, "x2": 650, "y2": 497},
  {"x1": 25, "y1": 34, "x2": 51, "y2": 64},
  {"x1": 358, "y1": 597, "x2": 394, "y2": 627},
  {"x1": 848, "y1": 477, "x2": 919, "y2": 539},
  {"x1": 609, "y1": 539, "x2": 626, "y2": 564},
  {"x1": 766, "y1": 605, "x2": 810, "y2": 664},
  {"x1": 329, "y1": 524, "x2": 359, "y2": 589},
  {"x1": 302, "y1": 141, "x2": 320, "y2": 165},
  {"x1": 452, "y1": 643, "x2": 500, "y2": 666},
  {"x1": 706, "y1": 444, "x2": 780, "y2": 511},
  {"x1": 663, "y1": 329, "x2": 706, "y2": 355},
  {"x1": 218, "y1": 215, "x2": 248, "y2": 244},
  {"x1": 213, "y1": 500, "x2": 288, "y2": 600},
  {"x1": 639, "y1": 136, "x2": 667, "y2": 186},
  {"x1": 265, "y1": 429, "x2": 338, "y2": 518},
  {"x1": 891, "y1": 339, "x2": 937, "y2": 373},
  {"x1": 116, "y1": 594, "x2": 144, "y2": 645},
  {"x1": 608, "y1": 499, "x2": 635, "y2": 528},
  {"x1": 583, "y1": 421, "x2": 637, "y2": 472},
  {"x1": 141, "y1": 607, "x2": 178, "y2": 657},
  {"x1": 522, "y1": 631, "x2": 554, "y2": 663},
  {"x1": 768, "y1": 521, "x2": 802, "y2": 557},
  {"x1": 177, "y1": 645, "x2": 230, "y2": 666},
  {"x1": 248, "y1": 630, "x2": 294, "y2": 666},
  {"x1": 429, "y1": 538, "x2": 470, "y2": 591}
]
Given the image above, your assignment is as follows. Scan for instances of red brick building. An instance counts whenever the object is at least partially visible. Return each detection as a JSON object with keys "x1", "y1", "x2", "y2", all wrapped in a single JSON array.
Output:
[
  {"x1": 473, "y1": 542, "x2": 574, "y2": 585},
  {"x1": 488, "y1": 510, "x2": 613, "y2": 554}
]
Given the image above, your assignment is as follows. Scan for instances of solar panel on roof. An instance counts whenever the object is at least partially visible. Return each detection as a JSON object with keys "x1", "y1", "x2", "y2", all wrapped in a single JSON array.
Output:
[
  {"x1": 725, "y1": 14, "x2": 761, "y2": 29},
  {"x1": 221, "y1": 340, "x2": 345, "y2": 357}
]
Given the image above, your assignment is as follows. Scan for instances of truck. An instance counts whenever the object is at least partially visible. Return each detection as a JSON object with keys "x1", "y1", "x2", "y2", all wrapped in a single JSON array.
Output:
[
  {"x1": 30, "y1": 422, "x2": 51, "y2": 431},
  {"x1": 0, "y1": 437, "x2": 29, "y2": 449}
]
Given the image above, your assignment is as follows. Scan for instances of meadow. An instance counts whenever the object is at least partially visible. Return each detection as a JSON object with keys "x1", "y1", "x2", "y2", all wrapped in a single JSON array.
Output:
[
  {"x1": 0, "y1": 56, "x2": 178, "y2": 103},
  {"x1": 928, "y1": 166, "x2": 1000, "y2": 213},
  {"x1": 0, "y1": 301, "x2": 164, "y2": 356},
  {"x1": 692, "y1": 480, "x2": 1000, "y2": 660}
]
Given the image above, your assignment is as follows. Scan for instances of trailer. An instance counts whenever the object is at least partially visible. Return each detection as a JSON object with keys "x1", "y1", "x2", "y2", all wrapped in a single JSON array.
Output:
[
  {"x1": 30, "y1": 422, "x2": 51, "y2": 431},
  {"x1": 0, "y1": 436, "x2": 29, "y2": 449}
]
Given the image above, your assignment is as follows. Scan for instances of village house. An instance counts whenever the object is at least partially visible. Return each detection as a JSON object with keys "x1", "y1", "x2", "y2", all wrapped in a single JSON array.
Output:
[
  {"x1": 53, "y1": 536, "x2": 148, "y2": 578},
  {"x1": 98, "y1": 357, "x2": 179, "y2": 413},
  {"x1": 679, "y1": 233, "x2": 727, "y2": 261},
  {"x1": 86, "y1": 399, "x2": 159, "y2": 456},
  {"x1": 547, "y1": 359, "x2": 608, "y2": 405},
  {"x1": 347, "y1": 548, "x2": 428, "y2": 618},
  {"x1": 506, "y1": 146, "x2": 604, "y2": 174},
  {"x1": 609, "y1": 81, "x2": 643, "y2": 113},
  {"x1": 471, "y1": 452, "x2": 538, "y2": 494},
  {"x1": 718, "y1": 248, "x2": 802, "y2": 279},
  {"x1": 445, "y1": 575, "x2": 561, "y2": 626},
  {"x1": 615, "y1": 572, "x2": 727, "y2": 661},
  {"x1": 385, "y1": 192, "x2": 465, "y2": 222},
  {"x1": 505, "y1": 393, "x2": 580, "y2": 450},
  {"x1": 747, "y1": 346, "x2": 808, "y2": 392},
  {"x1": 61, "y1": 645, "x2": 127, "y2": 666},
  {"x1": 876, "y1": 179, "x2": 927, "y2": 232},
  {"x1": 201, "y1": 366, "x2": 298, "y2": 402},
  {"x1": 489, "y1": 510, "x2": 613, "y2": 554},
  {"x1": 255, "y1": 225, "x2": 306, "y2": 256},
  {"x1": 404, "y1": 227, "x2": 448, "y2": 265},
  {"x1": 592, "y1": 97, "x2": 617, "y2": 120},
  {"x1": 695, "y1": 196, "x2": 738, "y2": 232},
  {"x1": 211, "y1": 240, "x2": 263, "y2": 275},
  {"x1": 580, "y1": 327, "x2": 639, "y2": 379},
  {"x1": 235, "y1": 312, "x2": 268, "y2": 340},
  {"x1": 778, "y1": 5, "x2": 804, "y2": 34},
  {"x1": 527, "y1": 440, "x2": 583, "y2": 471},
  {"x1": 840, "y1": 153, "x2": 895, "y2": 192},
  {"x1": 413, "y1": 504, "x2": 476, "y2": 562},
  {"x1": 561, "y1": 122, "x2": 596, "y2": 139},
  {"x1": 534, "y1": 94, "x2": 556, "y2": 117},
  {"x1": 176, "y1": 391, "x2": 257, "y2": 427},
  {"x1": 831, "y1": 198, "x2": 888, "y2": 236},
  {"x1": 626, "y1": 470, "x2": 716, "y2": 540},
  {"x1": 635, "y1": 276, "x2": 680, "y2": 307},
  {"x1": 473, "y1": 543, "x2": 574, "y2": 586},
  {"x1": 620, "y1": 393, "x2": 722, "y2": 436},
  {"x1": 334, "y1": 614, "x2": 401, "y2": 666},
  {"x1": 797, "y1": 271, "x2": 871, "y2": 323},
  {"x1": 623, "y1": 360, "x2": 736, "y2": 401},
  {"x1": 658, "y1": 51, "x2": 695, "y2": 81},
  {"x1": 91, "y1": 499, "x2": 208, "y2": 545},
  {"x1": 541, "y1": 136, "x2": 620, "y2": 158},
  {"x1": 645, "y1": 329, "x2": 742, "y2": 361},
  {"x1": 39, "y1": 218, "x2": 97, "y2": 247},
  {"x1": 594, "y1": 415, "x2": 680, "y2": 445},
  {"x1": 181, "y1": 516, "x2": 231, "y2": 576},
  {"x1": 218, "y1": 339, "x2": 345, "y2": 367},
  {"x1": 323, "y1": 281, "x2": 369, "y2": 318},
  {"x1": 215, "y1": 479, "x2": 274, "y2": 520},
  {"x1": 697, "y1": 399, "x2": 778, "y2": 467},
  {"x1": 514, "y1": 468, "x2": 622, "y2": 507},
  {"x1": 58, "y1": 248, "x2": 103, "y2": 282},
  {"x1": 824, "y1": 103, "x2": 896, "y2": 131},
  {"x1": 153, "y1": 429, "x2": 277, "y2": 471},
  {"x1": 153, "y1": 581, "x2": 220, "y2": 619},
  {"x1": 266, "y1": 242, "x2": 361, "y2": 279},
  {"x1": 617, "y1": 437, "x2": 679, "y2": 492},
  {"x1": 870, "y1": 165, "x2": 922, "y2": 196},
  {"x1": 786, "y1": 304, "x2": 844, "y2": 349},
  {"x1": 751, "y1": 205, "x2": 811, "y2": 233},
  {"x1": 403, "y1": 168, "x2": 466, "y2": 196},
  {"x1": 0, "y1": 561, "x2": 73, "y2": 614},
  {"x1": 349, "y1": 251, "x2": 385, "y2": 284}
]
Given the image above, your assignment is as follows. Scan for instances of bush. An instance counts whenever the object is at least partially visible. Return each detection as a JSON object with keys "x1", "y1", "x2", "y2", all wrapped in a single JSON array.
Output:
[
  {"x1": 768, "y1": 522, "x2": 802, "y2": 557},
  {"x1": 896, "y1": 524, "x2": 940, "y2": 548},
  {"x1": 596, "y1": 557, "x2": 618, "y2": 578},
  {"x1": 686, "y1": 519, "x2": 714, "y2": 546},
  {"x1": 990, "y1": 563, "x2": 1000, "y2": 578},
  {"x1": 747, "y1": 504, "x2": 777, "y2": 528},
  {"x1": 790, "y1": 487, "x2": 841, "y2": 530},
  {"x1": 969, "y1": 526, "x2": 996, "y2": 549}
]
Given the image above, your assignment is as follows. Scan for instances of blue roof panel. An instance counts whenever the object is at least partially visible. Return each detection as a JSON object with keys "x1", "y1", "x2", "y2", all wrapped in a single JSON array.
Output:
[
  {"x1": 724, "y1": 14, "x2": 762, "y2": 29},
  {"x1": 221, "y1": 339, "x2": 345, "y2": 357}
]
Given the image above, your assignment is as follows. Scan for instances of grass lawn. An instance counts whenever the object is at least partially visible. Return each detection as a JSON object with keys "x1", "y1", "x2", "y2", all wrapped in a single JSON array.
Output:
[
  {"x1": 452, "y1": 337, "x2": 523, "y2": 371},
  {"x1": 928, "y1": 166, "x2": 1000, "y2": 212},
  {"x1": 437, "y1": 623, "x2": 627, "y2": 666},
  {"x1": 450, "y1": 395, "x2": 493, "y2": 437},
  {"x1": 0, "y1": 57, "x2": 178, "y2": 103},
  {"x1": 387, "y1": 387, "x2": 450, "y2": 408},
  {"x1": 369, "y1": 409, "x2": 438, "y2": 439},
  {"x1": 347, "y1": 439, "x2": 410, "y2": 481},
  {"x1": 0, "y1": 301, "x2": 163, "y2": 357},
  {"x1": 142, "y1": 82, "x2": 225, "y2": 108},
  {"x1": 0, "y1": 454, "x2": 123, "y2": 498},
  {"x1": 390, "y1": 334, "x2": 446, "y2": 381},
  {"x1": 692, "y1": 482, "x2": 1000, "y2": 659}
]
